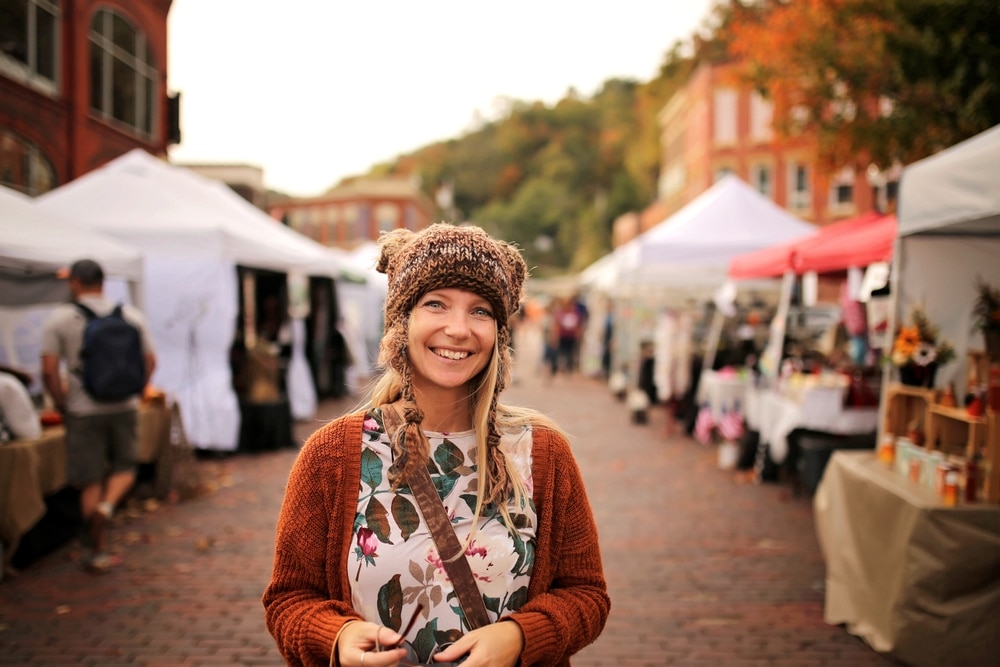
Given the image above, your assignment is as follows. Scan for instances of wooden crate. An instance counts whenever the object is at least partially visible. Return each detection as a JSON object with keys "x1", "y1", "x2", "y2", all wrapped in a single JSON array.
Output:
[{"x1": 883, "y1": 383, "x2": 936, "y2": 439}]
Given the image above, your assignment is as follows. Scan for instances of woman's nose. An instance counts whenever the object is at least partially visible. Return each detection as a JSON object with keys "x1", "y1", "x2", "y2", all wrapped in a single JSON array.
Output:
[{"x1": 442, "y1": 311, "x2": 472, "y2": 336}]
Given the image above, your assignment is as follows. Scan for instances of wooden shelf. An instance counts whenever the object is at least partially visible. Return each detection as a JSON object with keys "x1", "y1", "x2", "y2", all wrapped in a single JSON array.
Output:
[
  {"x1": 926, "y1": 404, "x2": 987, "y2": 458},
  {"x1": 884, "y1": 383, "x2": 999, "y2": 503},
  {"x1": 883, "y1": 383, "x2": 936, "y2": 439}
]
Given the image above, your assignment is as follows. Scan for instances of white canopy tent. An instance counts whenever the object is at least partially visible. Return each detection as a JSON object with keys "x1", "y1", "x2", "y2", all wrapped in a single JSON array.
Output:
[
  {"x1": 893, "y1": 122, "x2": 1000, "y2": 394},
  {"x1": 0, "y1": 185, "x2": 144, "y2": 391},
  {"x1": 581, "y1": 174, "x2": 816, "y2": 299},
  {"x1": 36, "y1": 149, "x2": 352, "y2": 450},
  {"x1": 0, "y1": 185, "x2": 143, "y2": 282},
  {"x1": 577, "y1": 175, "x2": 816, "y2": 381}
]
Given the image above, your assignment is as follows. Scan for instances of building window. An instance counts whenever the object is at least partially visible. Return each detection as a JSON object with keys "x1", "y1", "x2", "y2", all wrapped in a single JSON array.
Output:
[
  {"x1": 89, "y1": 8, "x2": 157, "y2": 137},
  {"x1": 886, "y1": 180, "x2": 899, "y2": 208},
  {"x1": 749, "y1": 92, "x2": 773, "y2": 142},
  {"x1": 343, "y1": 204, "x2": 359, "y2": 243},
  {"x1": 751, "y1": 163, "x2": 773, "y2": 199},
  {"x1": 0, "y1": 129, "x2": 56, "y2": 195},
  {"x1": 325, "y1": 206, "x2": 340, "y2": 245},
  {"x1": 788, "y1": 163, "x2": 811, "y2": 211},
  {"x1": 358, "y1": 204, "x2": 371, "y2": 240},
  {"x1": 0, "y1": 0, "x2": 59, "y2": 93},
  {"x1": 288, "y1": 208, "x2": 306, "y2": 234},
  {"x1": 375, "y1": 203, "x2": 398, "y2": 234},
  {"x1": 713, "y1": 87, "x2": 738, "y2": 146},
  {"x1": 829, "y1": 166, "x2": 855, "y2": 213}
]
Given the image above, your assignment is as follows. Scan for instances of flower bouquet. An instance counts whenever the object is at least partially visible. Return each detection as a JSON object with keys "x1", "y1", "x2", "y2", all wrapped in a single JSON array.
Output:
[
  {"x1": 971, "y1": 276, "x2": 1000, "y2": 362},
  {"x1": 890, "y1": 306, "x2": 955, "y2": 387}
]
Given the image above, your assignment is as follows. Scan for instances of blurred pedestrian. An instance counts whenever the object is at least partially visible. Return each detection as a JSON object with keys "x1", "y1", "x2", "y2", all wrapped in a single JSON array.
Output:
[
  {"x1": 552, "y1": 296, "x2": 583, "y2": 375},
  {"x1": 264, "y1": 223, "x2": 609, "y2": 666},
  {"x1": 40, "y1": 259, "x2": 157, "y2": 573}
]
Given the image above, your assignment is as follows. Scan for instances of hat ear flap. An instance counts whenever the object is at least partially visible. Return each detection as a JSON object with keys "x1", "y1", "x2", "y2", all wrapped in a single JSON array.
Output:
[
  {"x1": 376, "y1": 228, "x2": 416, "y2": 275},
  {"x1": 498, "y1": 240, "x2": 528, "y2": 310}
]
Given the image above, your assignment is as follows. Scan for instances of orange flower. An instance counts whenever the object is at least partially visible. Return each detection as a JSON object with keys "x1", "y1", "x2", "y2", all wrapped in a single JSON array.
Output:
[{"x1": 893, "y1": 326, "x2": 920, "y2": 358}]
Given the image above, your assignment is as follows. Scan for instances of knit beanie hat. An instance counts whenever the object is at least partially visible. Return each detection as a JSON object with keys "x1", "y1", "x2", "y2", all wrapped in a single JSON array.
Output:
[{"x1": 375, "y1": 222, "x2": 527, "y2": 505}]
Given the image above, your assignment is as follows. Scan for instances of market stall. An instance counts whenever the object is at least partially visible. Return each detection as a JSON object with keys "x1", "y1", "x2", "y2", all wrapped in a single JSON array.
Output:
[
  {"x1": 0, "y1": 401, "x2": 172, "y2": 573},
  {"x1": 815, "y1": 451, "x2": 1000, "y2": 667},
  {"x1": 36, "y1": 150, "x2": 358, "y2": 451},
  {"x1": 578, "y1": 175, "x2": 815, "y2": 408},
  {"x1": 724, "y1": 212, "x2": 894, "y2": 484},
  {"x1": 0, "y1": 185, "x2": 144, "y2": 392},
  {"x1": 813, "y1": 123, "x2": 1000, "y2": 665}
]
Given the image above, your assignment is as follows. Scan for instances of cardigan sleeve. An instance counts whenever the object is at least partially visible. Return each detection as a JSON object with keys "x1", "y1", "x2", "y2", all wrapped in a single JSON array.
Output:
[
  {"x1": 262, "y1": 415, "x2": 365, "y2": 667},
  {"x1": 510, "y1": 426, "x2": 610, "y2": 666}
]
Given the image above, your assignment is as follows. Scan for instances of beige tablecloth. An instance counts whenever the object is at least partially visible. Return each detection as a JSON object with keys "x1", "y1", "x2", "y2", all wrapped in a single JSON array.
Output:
[
  {"x1": 814, "y1": 451, "x2": 1000, "y2": 667},
  {"x1": 0, "y1": 404, "x2": 169, "y2": 571},
  {"x1": 0, "y1": 427, "x2": 67, "y2": 570}
]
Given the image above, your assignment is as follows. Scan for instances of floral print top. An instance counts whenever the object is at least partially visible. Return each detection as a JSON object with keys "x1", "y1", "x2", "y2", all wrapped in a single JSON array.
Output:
[{"x1": 351, "y1": 410, "x2": 537, "y2": 662}]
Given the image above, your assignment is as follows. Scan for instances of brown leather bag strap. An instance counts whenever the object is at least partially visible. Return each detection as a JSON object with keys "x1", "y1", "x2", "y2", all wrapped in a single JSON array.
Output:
[{"x1": 379, "y1": 403, "x2": 491, "y2": 630}]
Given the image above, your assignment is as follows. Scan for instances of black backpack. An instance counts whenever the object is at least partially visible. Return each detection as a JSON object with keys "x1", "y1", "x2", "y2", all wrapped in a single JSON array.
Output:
[{"x1": 75, "y1": 302, "x2": 146, "y2": 402}]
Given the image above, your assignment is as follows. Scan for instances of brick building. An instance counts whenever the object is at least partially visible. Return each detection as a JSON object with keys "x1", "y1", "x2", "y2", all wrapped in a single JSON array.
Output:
[
  {"x1": 270, "y1": 175, "x2": 437, "y2": 249},
  {"x1": 0, "y1": 0, "x2": 178, "y2": 196},
  {"x1": 616, "y1": 61, "x2": 900, "y2": 243}
]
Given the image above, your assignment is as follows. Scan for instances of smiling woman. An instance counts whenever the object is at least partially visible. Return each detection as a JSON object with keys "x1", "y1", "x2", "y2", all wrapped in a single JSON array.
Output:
[{"x1": 263, "y1": 223, "x2": 609, "y2": 667}]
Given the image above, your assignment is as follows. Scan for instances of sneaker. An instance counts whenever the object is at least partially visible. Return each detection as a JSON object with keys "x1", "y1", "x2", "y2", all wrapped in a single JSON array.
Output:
[
  {"x1": 84, "y1": 552, "x2": 117, "y2": 574},
  {"x1": 96, "y1": 501, "x2": 114, "y2": 520}
]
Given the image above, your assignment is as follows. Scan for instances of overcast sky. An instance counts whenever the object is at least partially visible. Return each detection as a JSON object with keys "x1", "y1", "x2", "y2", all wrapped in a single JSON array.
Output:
[{"x1": 166, "y1": 0, "x2": 715, "y2": 197}]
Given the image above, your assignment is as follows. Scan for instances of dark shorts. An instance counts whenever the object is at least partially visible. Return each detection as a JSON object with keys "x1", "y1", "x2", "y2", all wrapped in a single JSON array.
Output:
[{"x1": 64, "y1": 410, "x2": 139, "y2": 487}]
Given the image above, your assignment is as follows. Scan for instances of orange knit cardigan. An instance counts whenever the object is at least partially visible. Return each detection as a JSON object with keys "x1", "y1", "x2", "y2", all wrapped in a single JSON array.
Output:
[{"x1": 263, "y1": 411, "x2": 609, "y2": 666}]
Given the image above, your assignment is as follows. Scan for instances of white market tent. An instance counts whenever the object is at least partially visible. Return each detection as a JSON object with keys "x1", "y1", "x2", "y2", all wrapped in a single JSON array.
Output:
[
  {"x1": 36, "y1": 149, "x2": 353, "y2": 450},
  {"x1": 0, "y1": 185, "x2": 143, "y2": 282},
  {"x1": 0, "y1": 185, "x2": 144, "y2": 388},
  {"x1": 581, "y1": 174, "x2": 817, "y2": 298},
  {"x1": 577, "y1": 174, "x2": 816, "y2": 383},
  {"x1": 893, "y1": 122, "x2": 1000, "y2": 393}
]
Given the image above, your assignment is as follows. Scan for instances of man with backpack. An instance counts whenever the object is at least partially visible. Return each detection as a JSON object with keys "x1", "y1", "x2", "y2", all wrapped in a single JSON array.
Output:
[{"x1": 41, "y1": 259, "x2": 157, "y2": 573}]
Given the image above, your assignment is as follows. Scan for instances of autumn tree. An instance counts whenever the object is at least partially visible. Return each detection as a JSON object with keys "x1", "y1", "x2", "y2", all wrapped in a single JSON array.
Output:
[{"x1": 719, "y1": 0, "x2": 1000, "y2": 170}]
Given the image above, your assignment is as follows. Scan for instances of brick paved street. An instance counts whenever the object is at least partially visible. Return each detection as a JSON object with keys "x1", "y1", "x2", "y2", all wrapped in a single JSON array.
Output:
[{"x1": 0, "y1": 325, "x2": 897, "y2": 666}]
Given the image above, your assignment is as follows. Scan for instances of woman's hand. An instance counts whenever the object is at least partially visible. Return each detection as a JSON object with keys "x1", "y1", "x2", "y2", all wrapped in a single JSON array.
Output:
[
  {"x1": 433, "y1": 620, "x2": 524, "y2": 667},
  {"x1": 335, "y1": 622, "x2": 406, "y2": 667}
]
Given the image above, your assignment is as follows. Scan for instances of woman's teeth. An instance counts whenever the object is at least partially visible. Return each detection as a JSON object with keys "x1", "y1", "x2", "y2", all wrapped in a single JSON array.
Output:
[{"x1": 435, "y1": 349, "x2": 469, "y2": 360}]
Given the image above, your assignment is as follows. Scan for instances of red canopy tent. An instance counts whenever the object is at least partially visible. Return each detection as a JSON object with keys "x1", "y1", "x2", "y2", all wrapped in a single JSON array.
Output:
[
  {"x1": 728, "y1": 211, "x2": 895, "y2": 279},
  {"x1": 727, "y1": 237, "x2": 797, "y2": 279},
  {"x1": 791, "y1": 212, "x2": 896, "y2": 274}
]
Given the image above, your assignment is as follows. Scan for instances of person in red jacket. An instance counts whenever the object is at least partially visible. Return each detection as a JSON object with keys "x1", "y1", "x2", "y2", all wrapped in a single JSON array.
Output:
[{"x1": 263, "y1": 223, "x2": 609, "y2": 667}]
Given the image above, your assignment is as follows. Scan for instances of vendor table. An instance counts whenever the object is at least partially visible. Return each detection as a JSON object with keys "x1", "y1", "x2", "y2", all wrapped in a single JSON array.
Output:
[
  {"x1": 745, "y1": 386, "x2": 878, "y2": 464},
  {"x1": 815, "y1": 451, "x2": 1000, "y2": 667},
  {"x1": 0, "y1": 404, "x2": 170, "y2": 573}
]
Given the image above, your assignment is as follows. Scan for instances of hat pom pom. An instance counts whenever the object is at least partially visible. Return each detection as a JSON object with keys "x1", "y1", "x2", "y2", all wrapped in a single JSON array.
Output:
[{"x1": 376, "y1": 228, "x2": 415, "y2": 275}]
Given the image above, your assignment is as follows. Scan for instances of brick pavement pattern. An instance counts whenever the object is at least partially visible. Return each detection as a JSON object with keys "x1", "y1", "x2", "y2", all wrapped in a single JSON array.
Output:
[{"x1": 0, "y1": 328, "x2": 897, "y2": 666}]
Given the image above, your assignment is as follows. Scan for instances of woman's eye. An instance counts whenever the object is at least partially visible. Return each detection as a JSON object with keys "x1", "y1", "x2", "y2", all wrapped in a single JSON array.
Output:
[{"x1": 473, "y1": 307, "x2": 494, "y2": 318}]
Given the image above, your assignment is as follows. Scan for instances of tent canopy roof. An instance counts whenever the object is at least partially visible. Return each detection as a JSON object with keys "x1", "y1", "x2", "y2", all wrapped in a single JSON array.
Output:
[
  {"x1": 898, "y1": 123, "x2": 1000, "y2": 237},
  {"x1": 0, "y1": 185, "x2": 143, "y2": 280},
  {"x1": 635, "y1": 174, "x2": 816, "y2": 266},
  {"x1": 580, "y1": 175, "x2": 816, "y2": 292},
  {"x1": 38, "y1": 149, "x2": 355, "y2": 277},
  {"x1": 729, "y1": 210, "x2": 895, "y2": 279},
  {"x1": 792, "y1": 213, "x2": 896, "y2": 274}
]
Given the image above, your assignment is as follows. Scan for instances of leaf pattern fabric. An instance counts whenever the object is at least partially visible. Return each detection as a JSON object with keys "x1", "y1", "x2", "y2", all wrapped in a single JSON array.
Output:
[{"x1": 350, "y1": 410, "x2": 536, "y2": 663}]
